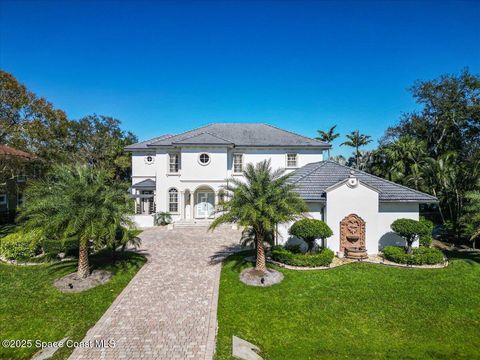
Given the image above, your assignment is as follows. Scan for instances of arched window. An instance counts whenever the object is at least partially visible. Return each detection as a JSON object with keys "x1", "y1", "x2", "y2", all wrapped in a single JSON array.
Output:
[{"x1": 168, "y1": 188, "x2": 178, "y2": 213}]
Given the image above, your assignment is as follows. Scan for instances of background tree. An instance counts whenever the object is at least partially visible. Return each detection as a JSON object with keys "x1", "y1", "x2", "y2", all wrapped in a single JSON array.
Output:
[
  {"x1": 0, "y1": 70, "x2": 138, "y2": 180},
  {"x1": 316, "y1": 125, "x2": 340, "y2": 159},
  {"x1": 289, "y1": 218, "x2": 332, "y2": 252},
  {"x1": 341, "y1": 130, "x2": 372, "y2": 168},
  {"x1": 366, "y1": 69, "x2": 480, "y2": 242},
  {"x1": 209, "y1": 160, "x2": 308, "y2": 273},
  {"x1": 18, "y1": 165, "x2": 133, "y2": 278},
  {"x1": 461, "y1": 190, "x2": 480, "y2": 249}
]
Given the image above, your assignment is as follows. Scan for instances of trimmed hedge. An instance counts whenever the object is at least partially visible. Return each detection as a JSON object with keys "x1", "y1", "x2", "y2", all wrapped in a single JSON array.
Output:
[
  {"x1": 383, "y1": 246, "x2": 444, "y2": 265},
  {"x1": 271, "y1": 246, "x2": 334, "y2": 267},
  {"x1": 0, "y1": 231, "x2": 41, "y2": 260}
]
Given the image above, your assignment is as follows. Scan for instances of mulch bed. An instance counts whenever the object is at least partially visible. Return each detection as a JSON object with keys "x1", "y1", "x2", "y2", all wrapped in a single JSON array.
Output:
[{"x1": 53, "y1": 270, "x2": 112, "y2": 293}]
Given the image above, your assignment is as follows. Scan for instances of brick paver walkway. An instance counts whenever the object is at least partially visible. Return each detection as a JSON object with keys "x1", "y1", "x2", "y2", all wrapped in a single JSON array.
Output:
[{"x1": 69, "y1": 226, "x2": 241, "y2": 360}]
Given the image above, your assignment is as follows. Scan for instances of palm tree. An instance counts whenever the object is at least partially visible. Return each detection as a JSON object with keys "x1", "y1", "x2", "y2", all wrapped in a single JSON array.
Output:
[
  {"x1": 462, "y1": 190, "x2": 480, "y2": 249},
  {"x1": 18, "y1": 164, "x2": 132, "y2": 278},
  {"x1": 209, "y1": 160, "x2": 308, "y2": 273},
  {"x1": 316, "y1": 125, "x2": 340, "y2": 159},
  {"x1": 341, "y1": 130, "x2": 372, "y2": 168}
]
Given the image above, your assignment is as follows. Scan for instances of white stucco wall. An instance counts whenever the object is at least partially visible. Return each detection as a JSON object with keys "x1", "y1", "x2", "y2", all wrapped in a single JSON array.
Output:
[
  {"x1": 130, "y1": 146, "x2": 324, "y2": 221},
  {"x1": 277, "y1": 181, "x2": 420, "y2": 255},
  {"x1": 377, "y1": 202, "x2": 419, "y2": 249}
]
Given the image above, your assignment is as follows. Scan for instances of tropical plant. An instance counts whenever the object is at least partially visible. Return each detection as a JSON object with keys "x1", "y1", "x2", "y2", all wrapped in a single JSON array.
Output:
[
  {"x1": 341, "y1": 130, "x2": 372, "y2": 168},
  {"x1": 370, "y1": 70, "x2": 480, "y2": 242},
  {"x1": 209, "y1": 159, "x2": 308, "y2": 273},
  {"x1": 239, "y1": 226, "x2": 274, "y2": 249},
  {"x1": 461, "y1": 190, "x2": 480, "y2": 249},
  {"x1": 155, "y1": 211, "x2": 172, "y2": 226},
  {"x1": 316, "y1": 125, "x2": 340, "y2": 159},
  {"x1": 18, "y1": 164, "x2": 132, "y2": 278},
  {"x1": 102, "y1": 226, "x2": 142, "y2": 261},
  {"x1": 289, "y1": 218, "x2": 332, "y2": 252},
  {"x1": 391, "y1": 218, "x2": 428, "y2": 254}
]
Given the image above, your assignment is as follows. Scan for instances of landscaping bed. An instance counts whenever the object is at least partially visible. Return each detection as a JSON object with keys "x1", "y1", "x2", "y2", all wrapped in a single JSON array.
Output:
[
  {"x1": 382, "y1": 246, "x2": 445, "y2": 265},
  {"x1": 271, "y1": 246, "x2": 334, "y2": 267},
  {"x1": 0, "y1": 251, "x2": 145, "y2": 360},
  {"x1": 216, "y1": 251, "x2": 480, "y2": 359}
]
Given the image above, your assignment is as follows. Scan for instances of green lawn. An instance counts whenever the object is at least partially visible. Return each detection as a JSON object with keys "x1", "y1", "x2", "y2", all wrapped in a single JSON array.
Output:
[
  {"x1": 216, "y1": 251, "x2": 480, "y2": 360},
  {"x1": 0, "y1": 251, "x2": 145, "y2": 360}
]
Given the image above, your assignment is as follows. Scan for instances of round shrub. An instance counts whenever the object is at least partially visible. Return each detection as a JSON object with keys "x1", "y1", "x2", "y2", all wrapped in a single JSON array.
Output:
[
  {"x1": 271, "y1": 246, "x2": 334, "y2": 267},
  {"x1": 289, "y1": 219, "x2": 333, "y2": 252},
  {"x1": 0, "y1": 231, "x2": 42, "y2": 260},
  {"x1": 383, "y1": 246, "x2": 444, "y2": 265},
  {"x1": 391, "y1": 218, "x2": 428, "y2": 253}
]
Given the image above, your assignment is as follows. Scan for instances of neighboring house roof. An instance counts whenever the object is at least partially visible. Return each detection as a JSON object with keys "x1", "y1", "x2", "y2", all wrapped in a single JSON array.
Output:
[
  {"x1": 125, "y1": 123, "x2": 330, "y2": 150},
  {"x1": 132, "y1": 179, "x2": 156, "y2": 189},
  {"x1": 289, "y1": 161, "x2": 437, "y2": 203},
  {"x1": 0, "y1": 144, "x2": 36, "y2": 160}
]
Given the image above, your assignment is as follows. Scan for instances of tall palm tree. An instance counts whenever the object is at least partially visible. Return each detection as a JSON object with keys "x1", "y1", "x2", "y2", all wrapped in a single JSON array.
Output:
[
  {"x1": 316, "y1": 125, "x2": 340, "y2": 159},
  {"x1": 209, "y1": 160, "x2": 308, "y2": 273},
  {"x1": 341, "y1": 130, "x2": 372, "y2": 168},
  {"x1": 18, "y1": 164, "x2": 132, "y2": 278}
]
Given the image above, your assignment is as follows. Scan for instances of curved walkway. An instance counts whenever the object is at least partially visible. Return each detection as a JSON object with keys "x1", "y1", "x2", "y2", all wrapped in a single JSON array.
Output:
[{"x1": 69, "y1": 226, "x2": 241, "y2": 360}]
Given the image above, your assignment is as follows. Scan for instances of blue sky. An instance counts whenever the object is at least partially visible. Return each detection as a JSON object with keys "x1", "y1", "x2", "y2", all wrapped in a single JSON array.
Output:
[{"x1": 1, "y1": 0, "x2": 479, "y2": 157}]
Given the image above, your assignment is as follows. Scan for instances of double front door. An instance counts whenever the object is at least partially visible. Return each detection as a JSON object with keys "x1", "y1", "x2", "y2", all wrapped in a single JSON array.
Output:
[{"x1": 196, "y1": 191, "x2": 215, "y2": 218}]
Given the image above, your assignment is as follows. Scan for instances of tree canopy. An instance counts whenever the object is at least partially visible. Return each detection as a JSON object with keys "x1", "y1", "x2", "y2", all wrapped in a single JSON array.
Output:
[{"x1": 0, "y1": 70, "x2": 137, "y2": 180}]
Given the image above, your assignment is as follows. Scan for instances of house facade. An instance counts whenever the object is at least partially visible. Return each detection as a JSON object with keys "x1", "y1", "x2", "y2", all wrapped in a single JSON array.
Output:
[
  {"x1": 126, "y1": 123, "x2": 437, "y2": 254},
  {"x1": 125, "y1": 123, "x2": 329, "y2": 227}
]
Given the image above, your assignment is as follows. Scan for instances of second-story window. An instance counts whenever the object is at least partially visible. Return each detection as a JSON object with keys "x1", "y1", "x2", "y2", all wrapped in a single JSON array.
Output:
[
  {"x1": 287, "y1": 153, "x2": 298, "y2": 167},
  {"x1": 233, "y1": 153, "x2": 243, "y2": 173},
  {"x1": 169, "y1": 153, "x2": 179, "y2": 173}
]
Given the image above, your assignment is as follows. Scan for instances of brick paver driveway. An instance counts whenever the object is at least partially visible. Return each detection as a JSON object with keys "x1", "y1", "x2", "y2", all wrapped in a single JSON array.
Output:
[{"x1": 69, "y1": 226, "x2": 241, "y2": 360}]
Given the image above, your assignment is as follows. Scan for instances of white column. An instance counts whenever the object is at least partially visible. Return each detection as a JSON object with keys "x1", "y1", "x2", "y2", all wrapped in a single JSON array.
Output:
[
  {"x1": 190, "y1": 191, "x2": 195, "y2": 219},
  {"x1": 180, "y1": 191, "x2": 184, "y2": 219}
]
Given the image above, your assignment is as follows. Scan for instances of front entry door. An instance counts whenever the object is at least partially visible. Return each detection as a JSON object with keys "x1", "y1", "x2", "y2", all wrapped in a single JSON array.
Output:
[{"x1": 196, "y1": 192, "x2": 215, "y2": 218}]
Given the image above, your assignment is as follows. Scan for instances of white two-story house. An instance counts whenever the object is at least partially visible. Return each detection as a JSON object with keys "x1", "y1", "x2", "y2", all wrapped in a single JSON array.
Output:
[
  {"x1": 126, "y1": 122, "x2": 437, "y2": 254},
  {"x1": 125, "y1": 123, "x2": 329, "y2": 227}
]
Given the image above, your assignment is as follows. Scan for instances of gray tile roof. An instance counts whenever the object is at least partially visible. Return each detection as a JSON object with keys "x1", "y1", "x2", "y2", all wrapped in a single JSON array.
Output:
[
  {"x1": 289, "y1": 161, "x2": 437, "y2": 203},
  {"x1": 126, "y1": 123, "x2": 330, "y2": 149},
  {"x1": 172, "y1": 132, "x2": 234, "y2": 145},
  {"x1": 125, "y1": 134, "x2": 173, "y2": 150},
  {"x1": 132, "y1": 179, "x2": 156, "y2": 188}
]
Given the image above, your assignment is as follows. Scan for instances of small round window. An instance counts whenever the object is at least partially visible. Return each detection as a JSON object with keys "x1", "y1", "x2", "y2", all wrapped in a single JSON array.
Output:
[
  {"x1": 199, "y1": 153, "x2": 210, "y2": 165},
  {"x1": 145, "y1": 155, "x2": 155, "y2": 164}
]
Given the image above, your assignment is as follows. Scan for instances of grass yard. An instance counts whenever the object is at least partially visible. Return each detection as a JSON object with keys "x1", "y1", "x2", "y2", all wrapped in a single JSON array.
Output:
[
  {"x1": 216, "y1": 251, "x2": 480, "y2": 360},
  {"x1": 0, "y1": 251, "x2": 145, "y2": 360}
]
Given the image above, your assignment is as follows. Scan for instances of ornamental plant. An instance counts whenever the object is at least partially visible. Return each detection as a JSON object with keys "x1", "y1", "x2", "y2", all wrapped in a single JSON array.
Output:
[
  {"x1": 391, "y1": 218, "x2": 428, "y2": 254},
  {"x1": 289, "y1": 218, "x2": 333, "y2": 253}
]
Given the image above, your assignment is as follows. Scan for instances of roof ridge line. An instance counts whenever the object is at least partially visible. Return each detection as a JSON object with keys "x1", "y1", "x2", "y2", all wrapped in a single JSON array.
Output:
[
  {"x1": 172, "y1": 131, "x2": 233, "y2": 144},
  {"x1": 324, "y1": 160, "x2": 437, "y2": 199},
  {"x1": 148, "y1": 123, "x2": 214, "y2": 145},
  {"x1": 290, "y1": 161, "x2": 327, "y2": 184},
  {"x1": 263, "y1": 124, "x2": 331, "y2": 147}
]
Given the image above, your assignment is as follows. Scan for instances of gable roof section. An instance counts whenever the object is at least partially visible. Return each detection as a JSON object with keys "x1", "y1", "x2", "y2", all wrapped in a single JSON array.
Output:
[
  {"x1": 132, "y1": 179, "x2": 156, "y2": 189},
  {"x1": 125, "y1": 134, "x2": 173, "y2": 150},
  {"x1": 172, "y1": 132, "x2": 234, "y2": 145},
  {"x1": 126, "y1": 123, "x2": 330, "y2": 149},
  {"x1": 289, "y1": 161, "x2": 437, "y2": 203}
]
